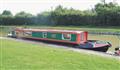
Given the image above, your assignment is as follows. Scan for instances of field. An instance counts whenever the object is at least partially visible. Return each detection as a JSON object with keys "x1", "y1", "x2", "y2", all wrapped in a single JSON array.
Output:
[{"x1": 0, "y1": 39, "x2": 120, "y2": 70}]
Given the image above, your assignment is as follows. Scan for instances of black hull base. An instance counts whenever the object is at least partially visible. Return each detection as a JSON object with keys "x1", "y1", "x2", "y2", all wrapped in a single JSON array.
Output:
[{"x1": 79, "y1": 46, "x2": 110, "y2": 52}]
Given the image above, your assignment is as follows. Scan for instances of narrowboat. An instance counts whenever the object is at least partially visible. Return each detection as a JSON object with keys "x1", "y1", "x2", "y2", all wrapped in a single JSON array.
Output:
[{"x1": 8, "y1": 28, "x2": 111, "y2": 52}]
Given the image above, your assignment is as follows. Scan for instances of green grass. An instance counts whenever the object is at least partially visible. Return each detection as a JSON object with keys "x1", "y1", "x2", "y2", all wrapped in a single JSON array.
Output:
[
  {"x1": 0, "y1": 39, "x2": 120, "y2": 70},
  {"x1": 0, "y1": 25, "x2": 120, "y2": 36},
  {"x1": 28, "y1": 25, "x2": 120, "y2": 33},
  {"x1": 0, "y1": 26, "x2": 15, "y2": 36}
]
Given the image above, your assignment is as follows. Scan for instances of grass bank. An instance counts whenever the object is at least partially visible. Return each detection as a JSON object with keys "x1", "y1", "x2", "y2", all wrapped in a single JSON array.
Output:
[
  {"x1": 0, "y1": 26, "x2": 15, "y2": 36},
  {"x1": 28, "y1": 25, "x2": 120, "y2": 33},
  {"x1": 0, "y1": 39, "x2": 120, "y2": 70},
  {"x1": 0, "y1": 25, "x2": 120, "y2": 37}
]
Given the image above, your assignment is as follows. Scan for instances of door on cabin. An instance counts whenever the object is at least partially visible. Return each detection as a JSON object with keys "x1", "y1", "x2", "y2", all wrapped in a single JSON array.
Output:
[{"x1": 80, "y1": 33, "x2": 85, "y2": 43}]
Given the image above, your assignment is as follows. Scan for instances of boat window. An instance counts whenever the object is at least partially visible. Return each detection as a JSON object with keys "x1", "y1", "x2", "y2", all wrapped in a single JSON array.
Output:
[
  {"x1": 51, "y1": 33, "x2": 56, "y2": 39},
  {"x1": 24, "y1": 31, "x2": 32, "y2": 37},
  {"x1": 62, "y1": 33, "x2": 71, "y2": 40},
  {"x1": 43, "y1": 32, "x2": 47, "y2": 38}
]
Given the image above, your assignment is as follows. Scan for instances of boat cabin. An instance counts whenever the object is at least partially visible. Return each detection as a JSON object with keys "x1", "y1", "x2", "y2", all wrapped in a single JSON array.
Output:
[{"x1": 13, "y1": 28, "x2": 88, "y2": 45}]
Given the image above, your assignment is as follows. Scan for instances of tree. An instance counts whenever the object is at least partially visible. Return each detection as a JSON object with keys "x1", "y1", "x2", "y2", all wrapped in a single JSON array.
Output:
[
  {"x1": 14, "y1": 11, "x2": 34, "y2": 25},
  {"x1": 0, "y1": 10, "x2": 13, "y2": 25},
  {"x1": 2, "y1": 10, "x2": 13, "y2": 16},
  {"x1": 95, "y1": 2, "x2": 120, "y2": 26},
  {"x1": 36, "y1": 12, "x2": 52, "y2": 25},
  {"x1": 101, "y1": 0, "x2": 106, "y2": 4}
]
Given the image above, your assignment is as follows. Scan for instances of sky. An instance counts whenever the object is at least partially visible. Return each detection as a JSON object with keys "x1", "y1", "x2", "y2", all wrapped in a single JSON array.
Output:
[{"x1": 0, "y1": 0, "x2": 120, "y2": 15}]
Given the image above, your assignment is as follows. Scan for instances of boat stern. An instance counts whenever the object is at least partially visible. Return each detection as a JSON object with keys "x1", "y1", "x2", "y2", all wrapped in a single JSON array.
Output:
[
  {"x1": 90, "y1": 40, "x2": 112, "y2": 52},
  {"x1": 78, "y1": 40, "x2": 112, "y2": 52}
]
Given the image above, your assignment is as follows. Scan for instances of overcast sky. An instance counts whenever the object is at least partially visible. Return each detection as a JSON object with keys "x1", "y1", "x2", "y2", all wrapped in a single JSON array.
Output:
[{"x1": 0, "y1": 0, "x2": 120, "y2": 15}]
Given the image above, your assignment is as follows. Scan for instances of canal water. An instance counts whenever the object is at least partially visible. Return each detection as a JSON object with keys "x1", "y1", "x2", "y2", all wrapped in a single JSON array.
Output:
[{"x1": 88, "y1": 34, "x2": 120, "y2": 51}]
